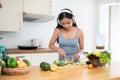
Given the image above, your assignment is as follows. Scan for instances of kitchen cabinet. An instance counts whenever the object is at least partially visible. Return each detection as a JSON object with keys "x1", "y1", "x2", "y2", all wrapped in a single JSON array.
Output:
[
  {"x1": 31, "y1": 52, "x2": 59, "y2": 66},
  {"x1": 0, "y1": 0, "x2": 23, "y2": 31},
  {"x1": 24, "y1": 0, "x2": 52, "y2": 15},
  {"x1": 7, "y1": 54, "x2": 32, "y2": 63},
  {"x1": 7, "y1": 52, "x2": 59, "y2": 66},
  {"x1": 23, "y1": 0, "x2": 54, "y2": 22}
]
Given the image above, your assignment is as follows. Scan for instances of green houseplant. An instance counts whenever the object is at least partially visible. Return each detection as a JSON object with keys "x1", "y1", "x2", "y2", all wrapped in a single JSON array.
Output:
[
  {"x1": 0, "y1": 53, "x2": 6, "y2": 75},
  {"x1": 0, "y1": 53, "x2": 5, "y2": 66}
]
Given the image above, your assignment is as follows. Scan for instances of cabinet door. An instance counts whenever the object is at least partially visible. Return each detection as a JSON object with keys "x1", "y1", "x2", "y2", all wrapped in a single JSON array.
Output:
[
  {"x1": 0, "y1": 0, "x2": 23, "y2": 31},
  {"x1": 24, "y1": 0, "x2": 52, "y2": 15},
  {"x1": 7, "y1": 54, "x2": 32, "y2": 63},
  {"x1": 32, "y1": 53, "x2": 58, "y2": 66}
]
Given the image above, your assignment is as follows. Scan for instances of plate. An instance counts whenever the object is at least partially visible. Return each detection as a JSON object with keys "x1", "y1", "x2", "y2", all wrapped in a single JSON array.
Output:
[{"x1": 18, "y1": 45, "x2": 38, "y2": 50}]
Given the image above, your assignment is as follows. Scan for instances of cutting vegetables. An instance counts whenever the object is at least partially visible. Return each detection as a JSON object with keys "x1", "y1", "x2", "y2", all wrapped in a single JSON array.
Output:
[{"x1": 49, "y1": 8, "x2": 84, "y2": 62}]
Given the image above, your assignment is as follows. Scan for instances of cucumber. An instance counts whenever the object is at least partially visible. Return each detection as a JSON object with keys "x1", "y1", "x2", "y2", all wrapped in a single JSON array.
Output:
[{"x1": 23, "y1": 59, "x2": 31, "y2": 67}]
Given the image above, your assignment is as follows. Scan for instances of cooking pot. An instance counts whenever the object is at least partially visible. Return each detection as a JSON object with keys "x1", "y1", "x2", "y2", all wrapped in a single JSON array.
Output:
[{"x1": 31, "y1": 39, "x2": 43, "y2": 48}]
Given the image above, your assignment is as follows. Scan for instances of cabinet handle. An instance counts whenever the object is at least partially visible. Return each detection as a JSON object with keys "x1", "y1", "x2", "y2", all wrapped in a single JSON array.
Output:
[
  {"x1": 16, "y1": 56, "x2": 25, "y2": 58},
  {"x1": 0, "y1": 0, "x2": 2, "y2": 8}
]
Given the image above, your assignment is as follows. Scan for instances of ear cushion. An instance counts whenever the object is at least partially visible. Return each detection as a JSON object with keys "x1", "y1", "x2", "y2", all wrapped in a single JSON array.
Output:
[{"x1": 57, "y1": 18, "x2": 61, "y2": 25}]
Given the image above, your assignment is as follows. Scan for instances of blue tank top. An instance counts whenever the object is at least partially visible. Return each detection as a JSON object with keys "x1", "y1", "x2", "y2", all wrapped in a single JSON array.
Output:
[{"x1": 58, "y1": 29, "x2": 80, "y2": 60}]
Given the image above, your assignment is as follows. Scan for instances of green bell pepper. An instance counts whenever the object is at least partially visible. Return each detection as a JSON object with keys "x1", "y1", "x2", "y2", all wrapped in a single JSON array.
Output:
[{"x1": 7, "y1": 57, "x2": 17, "y2": 68}]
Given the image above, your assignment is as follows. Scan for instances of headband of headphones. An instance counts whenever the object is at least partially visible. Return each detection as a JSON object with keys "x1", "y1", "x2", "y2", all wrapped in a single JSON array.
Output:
[
  {"x1": 57, "y1": 8, "x2": 75, "y2": 25},
  {"x1": 59, "y1": 9, "x2": 73, "y2": 14},
  {"x1": 58, "y1": 8, "x2": 73, "y2": 16}
]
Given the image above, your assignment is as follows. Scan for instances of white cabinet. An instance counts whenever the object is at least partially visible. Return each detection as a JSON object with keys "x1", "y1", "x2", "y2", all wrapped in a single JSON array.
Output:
[
  {"x1": 31, "y1": 53, "x2": 59, "y2": 66},
  {"x1": 23, "y1": 0, "x2": 54, "y2": 22},
  {"x1": 0, "y1": 0, "x2": 23, "y2": 31},
  {"x1": 7, "y1": 53, "x2": 59, "y2": 66},
  {"x1": 24, "y1": 0, "x2": 52, "y2": 15},
  {"x1": 7, "y1": 54, "x2": 32, "y2": 63}
]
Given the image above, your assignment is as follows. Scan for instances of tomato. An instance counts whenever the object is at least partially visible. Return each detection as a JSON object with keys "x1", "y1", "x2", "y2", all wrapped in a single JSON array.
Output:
[{"x1": 16, "y1": 58, "x2": 20, "y2": 61}]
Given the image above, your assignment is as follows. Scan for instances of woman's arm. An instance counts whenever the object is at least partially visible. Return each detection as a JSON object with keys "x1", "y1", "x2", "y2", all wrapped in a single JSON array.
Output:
[
  {"x1": 72, "y1": 29, "x2": 84, "y2": 60},
  {"x1": 49, "y1": 28, "x2": 60, "y2": 51},
  {"x1": 77, "y1": 29, "x2": 84, "y2": 54},
  {"x1": 49, "y1": 28, "x2": 66, "y2": 58}
]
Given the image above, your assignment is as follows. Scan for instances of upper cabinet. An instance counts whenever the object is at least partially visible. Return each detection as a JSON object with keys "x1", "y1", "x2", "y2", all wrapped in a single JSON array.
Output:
[
  {"x1": 23, "y1": 0, "x2": 54, "y2": 22},
  {"x1": 0, "y1": 0, "x2": 23, "y2": 31},
  {"x1": 0, "y1": 0, "x2": 54, "y2": 31},
  {"x1": 24, "y1": 0, "x2": 52, "y2": 15}
]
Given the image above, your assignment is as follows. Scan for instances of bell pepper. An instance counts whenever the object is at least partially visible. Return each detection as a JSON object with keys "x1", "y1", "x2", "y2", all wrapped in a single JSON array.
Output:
[{"x1": 7, "y1": 57, "x2": 17, "y2": 68}]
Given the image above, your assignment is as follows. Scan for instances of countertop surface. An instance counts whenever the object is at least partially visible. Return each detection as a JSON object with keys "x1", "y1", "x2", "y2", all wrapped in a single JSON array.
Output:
[
  {"x1": 6, "y1": 48, "x2": 57, "y2": 54},
  {"x1": 0, "y1": 61, "x2": 120, "y2": 80}
]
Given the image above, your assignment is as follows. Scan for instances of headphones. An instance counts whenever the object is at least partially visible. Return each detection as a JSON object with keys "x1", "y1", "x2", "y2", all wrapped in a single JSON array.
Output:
[{"x1": 57, "y1": 8, "x2": 75, "y2": 25}]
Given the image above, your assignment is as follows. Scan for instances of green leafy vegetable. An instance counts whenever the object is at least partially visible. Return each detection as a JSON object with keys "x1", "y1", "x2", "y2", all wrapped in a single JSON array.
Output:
[{"x1": 87, "y1": 51, "x2": 111, "y2": 67}]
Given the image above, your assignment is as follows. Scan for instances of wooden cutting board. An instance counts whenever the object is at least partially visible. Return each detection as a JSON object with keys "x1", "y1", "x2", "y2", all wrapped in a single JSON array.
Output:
[{"x1": 58, "y1": 64, "x2": 87, "y2": 68}]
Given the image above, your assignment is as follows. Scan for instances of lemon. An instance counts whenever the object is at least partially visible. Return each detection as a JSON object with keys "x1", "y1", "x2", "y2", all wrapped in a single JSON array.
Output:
[
  {"x1": 50, "y1": 64, "x2": 58, "y2": 71},
  {"x1": 93, "y1": 52, "x2": 101, "y2": 56},
  {"x1": 17, "y1": 61, "x2": 28, "y2": 68}
]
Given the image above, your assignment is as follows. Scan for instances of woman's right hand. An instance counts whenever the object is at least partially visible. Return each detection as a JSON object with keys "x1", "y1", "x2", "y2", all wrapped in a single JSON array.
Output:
[{"x1": 58, "y1": 48, "x2": 66, "y2": 59}]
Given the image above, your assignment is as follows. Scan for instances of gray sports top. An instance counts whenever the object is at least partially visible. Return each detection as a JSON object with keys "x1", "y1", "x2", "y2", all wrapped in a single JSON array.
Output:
[{"x1": 58, "y1": 29, "x2": 80, "y2": 60}]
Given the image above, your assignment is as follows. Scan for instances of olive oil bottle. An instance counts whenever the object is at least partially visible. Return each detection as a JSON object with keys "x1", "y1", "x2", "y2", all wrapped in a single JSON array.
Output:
[{"x1": 95, "y1": 34, "x2": 105, "y2": 51}]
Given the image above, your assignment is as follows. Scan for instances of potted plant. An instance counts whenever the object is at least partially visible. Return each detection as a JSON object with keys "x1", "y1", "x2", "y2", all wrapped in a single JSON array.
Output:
[{"x1": 0, "y1": 53, "x2": 5, "y2": 75}]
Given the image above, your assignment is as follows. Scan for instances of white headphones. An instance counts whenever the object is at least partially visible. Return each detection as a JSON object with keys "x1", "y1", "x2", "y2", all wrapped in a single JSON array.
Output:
[
  {"x1": 58, "y1": 9, "x2": 73, "y2": 15},
  {"x1": 57, "y1": 9, "x2": 75, "y2": 25}
]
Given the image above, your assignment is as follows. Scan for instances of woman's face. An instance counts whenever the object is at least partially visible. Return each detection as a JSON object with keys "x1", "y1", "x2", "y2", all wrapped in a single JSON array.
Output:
[{"x1": 60, "y1": 18, "x2": 73, "y2": 29}]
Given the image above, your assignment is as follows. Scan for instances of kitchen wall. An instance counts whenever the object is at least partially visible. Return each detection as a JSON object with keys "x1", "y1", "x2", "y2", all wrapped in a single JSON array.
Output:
[{"x1": 0, "y1": 0, "x2": 99, "y2": 52}]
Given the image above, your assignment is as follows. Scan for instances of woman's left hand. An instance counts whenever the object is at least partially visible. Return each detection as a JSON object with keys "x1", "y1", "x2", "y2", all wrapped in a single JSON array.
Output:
[{"x1": 72, "y1": 54, "x2": 80, "y2": 61}]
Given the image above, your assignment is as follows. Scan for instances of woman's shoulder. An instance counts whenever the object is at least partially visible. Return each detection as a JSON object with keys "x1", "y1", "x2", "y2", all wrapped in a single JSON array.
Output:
[
  {"x1": 76, "y1": 27, "x2": 84, "y2": 35},
  {"x1": 74, "y1": 27, "x2": 83, "y2": 32},
  {"x1": 55, "y1": 28, "x2": 61, "y2": 32},
  {"x1": 54, "y1": 28, "x2": 61, "y2": 34}
]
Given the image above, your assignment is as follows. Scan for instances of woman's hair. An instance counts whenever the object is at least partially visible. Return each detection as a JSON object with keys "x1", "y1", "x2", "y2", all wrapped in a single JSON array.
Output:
[
  {"x1": 56, "y1": 8, "x2": 77, "y2": 29},
  {"x1": 56, "y1": 8, "x2": 78, "y2": 43}
]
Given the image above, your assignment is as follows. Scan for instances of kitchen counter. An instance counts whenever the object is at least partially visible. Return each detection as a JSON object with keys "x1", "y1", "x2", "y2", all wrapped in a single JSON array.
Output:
[
  {"x1": 6, "y1": 48, "x2": 57, "y2": 54},
  {"x1": 0, "y1": 61, "x2": 120, "y2": 80}
]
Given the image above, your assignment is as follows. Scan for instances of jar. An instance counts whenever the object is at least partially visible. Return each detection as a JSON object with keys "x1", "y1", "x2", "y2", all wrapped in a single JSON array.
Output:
[{"x1": 96, "y1": 34, "x2": 105, "y2": 51}]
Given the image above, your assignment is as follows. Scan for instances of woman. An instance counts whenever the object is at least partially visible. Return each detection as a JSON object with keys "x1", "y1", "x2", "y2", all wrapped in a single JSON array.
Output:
[{"x1": 49, "y1": 8, "x2": 84, "y2": 62}]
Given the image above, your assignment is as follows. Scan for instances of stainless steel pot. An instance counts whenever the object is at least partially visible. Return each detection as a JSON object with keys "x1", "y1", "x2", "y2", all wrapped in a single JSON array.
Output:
[{"x1": 31, "y1": 38, "x2": 43, "y2": 48}]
